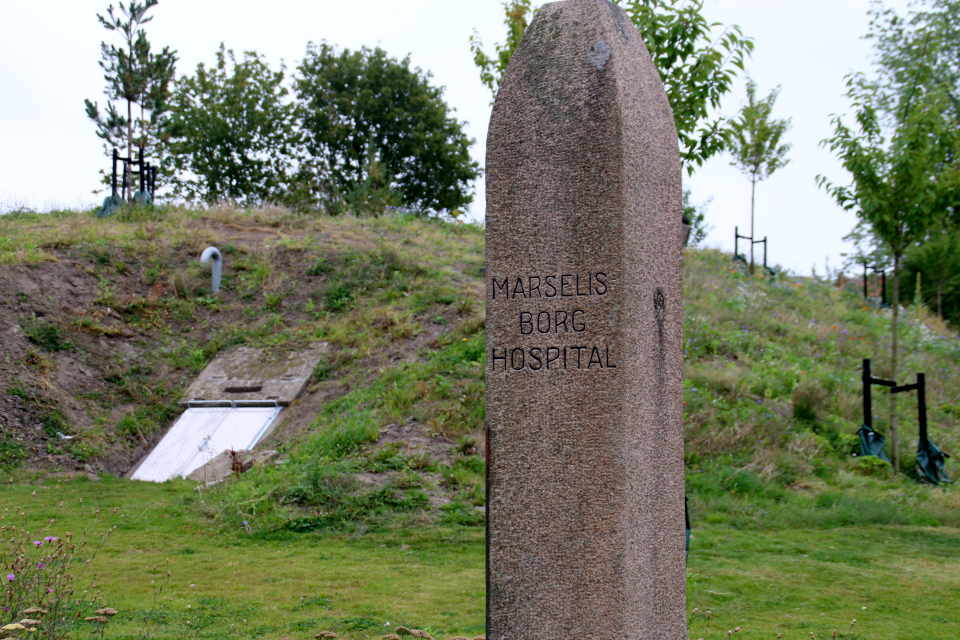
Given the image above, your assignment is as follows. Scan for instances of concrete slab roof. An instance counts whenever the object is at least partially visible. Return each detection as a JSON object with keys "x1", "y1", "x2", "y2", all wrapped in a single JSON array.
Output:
[{"x1": 180, "y1": 343, "x2": 327, "y2": 406}]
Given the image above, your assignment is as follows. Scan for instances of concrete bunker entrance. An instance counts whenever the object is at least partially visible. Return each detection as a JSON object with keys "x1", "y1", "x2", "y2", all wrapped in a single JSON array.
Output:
[{"x1": 128, "y1": 345, "x2": 326, "y2": 482}]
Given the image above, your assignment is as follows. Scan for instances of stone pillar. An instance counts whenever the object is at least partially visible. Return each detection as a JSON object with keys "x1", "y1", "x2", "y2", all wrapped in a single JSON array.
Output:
[{"x1": 485, "y1": 0, "x2": 685, "y2": 638}]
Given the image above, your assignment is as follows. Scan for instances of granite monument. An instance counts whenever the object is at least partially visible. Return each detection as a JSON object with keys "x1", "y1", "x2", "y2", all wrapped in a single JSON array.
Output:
[{"x1": 485, "y1": 0, "x2": 685, "y2": 637}]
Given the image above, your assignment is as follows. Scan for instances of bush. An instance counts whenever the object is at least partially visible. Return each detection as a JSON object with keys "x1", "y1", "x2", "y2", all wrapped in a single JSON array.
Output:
[
  {"x1": 854, "y1": 455, "x2": 892, "y2": 477},
  {"x1": 0, "y1": 438, "x2": 25, "y2": 469}
]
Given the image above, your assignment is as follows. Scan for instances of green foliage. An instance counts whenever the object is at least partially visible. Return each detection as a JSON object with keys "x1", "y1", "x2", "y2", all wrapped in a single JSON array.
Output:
[
  {"x1": 819, "y1": 21, "x2": 960, "y2": 468},
  {"x1": 727, "y1": 78, "x2": 791, "y2": 273},
  {"x1": 617, "y1": 0, "x2": 754, "y2": 173},
  {"x1": 681, "y1": 247, "x2": 960, "y2": 490},
  {"x1": 84, "y1": 0, "x2": 177, "y2": 196},
  {"x1": 818, "y1": 76, "x2": 960, "y2": 264},
  {"x1": 728, "y1": 79, "x2": 792, "y2": 184},
  {"x1": 339, "y1": 143, "x2": 403, "y2": 216},
  {"x1": 115, "y1": 403, "x2": 179, "y2": 439},
  {"x1": 309, "y1": 249, "x2": 424, "y2": 313},
  {"x1": 295, "y1": 42, "x2": 480, "y2": 213},
  {"x1": 682, "y1": 188, "x2": 712, "y2": 247},
  {"x1": 165, "y1": 45, "x2": 296, "y2": 205},
  {"x1": 20, "y1": 318, "x2": 72, "y2": 352},
  {"x1": 903, "y1": 226, "x2": 960, "y2": 320},
  {"x1": 855, "y1": 454, "x2": 893, "y2": 476},
  {"x1": 438, "y1": 502, "x2": 485, "y2": 526},
  {"x1": 0, "y1": 507, "x2": 121, "y2": 639},
  {"x1": 469, "y1": 0, "x2": 533, "y2": 103},
  {"x1": 868, "y1": 0, "x2": 960, "y2": 124},
  {"x1": 470, "y1": 0, "x2": 755, "y2": 173},
  {"x1": 209, "y1": 326, "x2": 487, "y2": 531},
  {"x1": 0, "y1": 438, "x2": 25, "y2": 469}
]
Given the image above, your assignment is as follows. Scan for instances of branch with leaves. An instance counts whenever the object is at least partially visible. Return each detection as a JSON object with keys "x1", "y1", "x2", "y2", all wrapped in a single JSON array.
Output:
[{"x1": 470, "y1": 0, "x2": 754, "y2": 174}]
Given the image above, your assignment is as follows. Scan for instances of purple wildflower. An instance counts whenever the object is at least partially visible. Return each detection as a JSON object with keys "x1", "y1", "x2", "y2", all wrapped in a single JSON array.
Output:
[
  {"x1": 44, "y1": 536, "x2": 58, "y2": 542},
  {"x1": 5, "y1": 574, "x2": 14, "y2": 582},
  {"x1": 37, "y1": 562, "x2": 45, "y2": 569},
  {"x1": 33, "y1": 540, "x2": 43, "y2": 547}
]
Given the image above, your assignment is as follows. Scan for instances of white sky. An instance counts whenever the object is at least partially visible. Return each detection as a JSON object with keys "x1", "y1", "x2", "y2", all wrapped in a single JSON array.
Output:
[{"x1": 0, "y1": 0, "x2": 912, "y2": 274}]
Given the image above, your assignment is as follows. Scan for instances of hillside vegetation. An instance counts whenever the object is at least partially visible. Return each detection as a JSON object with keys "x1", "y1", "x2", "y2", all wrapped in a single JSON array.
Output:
[{"x1": 1, "y1": 206, "x2": 959, "y2": 639}]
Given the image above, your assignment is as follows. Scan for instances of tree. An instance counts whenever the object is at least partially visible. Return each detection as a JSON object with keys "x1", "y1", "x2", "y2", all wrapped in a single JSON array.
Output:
[
  {"x1": 470, "y1": 0, "x2": 754, "y2": 174},
  {"x1": 295, "y1": 43, "x2": 480, "y2": 214},
  {"x1": 904, "y1": 226, "x2": 960, "y2": 319},
  {"x1": 84, "y1": 0, "x2": 176, "y2": 198},
  {"x1": 818, "y1": 73, "x2": 960, "y2": 471},
  {"x1": 728, "y1": 79, "x2": 791, "y2": 274},
  {"x1": 164, "y1": 45, "x2": 297, "y2": 205},
  {"x1": 868, "y1": 0, "x2": 960, "y2": 124}
]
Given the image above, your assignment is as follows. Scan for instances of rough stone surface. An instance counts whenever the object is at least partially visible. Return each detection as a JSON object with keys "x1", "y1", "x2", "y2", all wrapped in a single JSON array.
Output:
[
  {"x1": 180, "y1": 345, "x2": 327, "y2": 406},
  {"x1": 485, "y1": 1, "x2": 685, "y2": 638}
]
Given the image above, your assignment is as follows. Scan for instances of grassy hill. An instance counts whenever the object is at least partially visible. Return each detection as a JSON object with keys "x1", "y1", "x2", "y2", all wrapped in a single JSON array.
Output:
[{"x1": 1, "y1": 205, "x2": 959, "y2": 639}]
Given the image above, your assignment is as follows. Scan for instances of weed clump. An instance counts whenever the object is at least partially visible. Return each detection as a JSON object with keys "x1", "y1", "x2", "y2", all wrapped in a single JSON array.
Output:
[{"x1": 20, "y1": 319, "x2": 71, "y2": 352}]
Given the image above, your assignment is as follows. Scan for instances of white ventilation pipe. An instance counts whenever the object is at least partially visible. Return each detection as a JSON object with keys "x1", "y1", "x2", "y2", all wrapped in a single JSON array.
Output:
[{"x1": 200, "y1": 247, "x2": 222, "y2": 293}]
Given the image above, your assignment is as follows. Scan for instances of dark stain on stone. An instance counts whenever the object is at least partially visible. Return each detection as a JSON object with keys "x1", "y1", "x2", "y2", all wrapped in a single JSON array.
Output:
[{"x1": 655, "y1": 287, "x2": 666, "y2": 382}]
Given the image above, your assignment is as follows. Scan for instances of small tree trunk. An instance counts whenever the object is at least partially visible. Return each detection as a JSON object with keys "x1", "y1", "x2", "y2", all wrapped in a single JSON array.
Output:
[
  {"x1": 749, "y1": 174, "x2": 756, "y2": 275},
  {"x1": 938, "y1": 280, "x2": 943, "y2": 319},
  {"x1": 127, "y1": 98, "x2": 134, "y2": 201},
  {"x1": 890, "y1": 254, "x2": 900, "y2": 472}
]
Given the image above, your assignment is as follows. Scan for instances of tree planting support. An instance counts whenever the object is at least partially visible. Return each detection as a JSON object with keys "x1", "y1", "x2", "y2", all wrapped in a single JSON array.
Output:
[
  {"x1": 734, "y1": 226, "x2": 768, "y2": 271},
  {"x1": 862, "y1": 262, "x2": 887, "y2": 306},
  {"x1": 97, "y1": 149, "x2": 126, "y2": 217}
]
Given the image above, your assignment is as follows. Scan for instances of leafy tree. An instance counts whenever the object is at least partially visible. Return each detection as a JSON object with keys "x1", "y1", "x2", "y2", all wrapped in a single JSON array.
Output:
[
  {"x1": 904, "y1": 226, "x2": 960, "y2": 319},
  {"x1": 469, "y1": 0, "x2": 754, "y2": 173},
  {"x1": 728, "y1": 79, "x2": 791, "y2": 274},
  {"x1": 295, "y1": 43, "x2": 480, "y2": 214},
  {"x1": 868, "y1": 0, "x2": 960, "y2": 123},
  {"x1": 340, "y1": 143, "x2": 403, "y2": 217},
  {"x1": 84, "y1": 0, "x2": 176, "y2": 198},
  {"x1": 818, "y1": 73, "x2": 960, "y2": 470},
  {"x1": 164, "y1": 45, "x2": 297, "y2": 205}
]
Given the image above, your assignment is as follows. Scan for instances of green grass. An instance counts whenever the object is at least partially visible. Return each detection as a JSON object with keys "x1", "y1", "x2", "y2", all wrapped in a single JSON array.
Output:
[
  {"x1": 2, "y1": 476, "x2": 959, "y2": 639},
  {"x1": 686, "y1": 527, "x2": 960, "y2": 639},
  {"x1": 0, "y1": 476, "x2": 485, "y2": 640}
]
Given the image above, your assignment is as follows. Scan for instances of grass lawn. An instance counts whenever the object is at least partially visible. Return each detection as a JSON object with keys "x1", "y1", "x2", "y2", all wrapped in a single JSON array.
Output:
[
  {"x1": 687, "y1": 527, "x2": 960, "y2": 639},
  {"x1": 3, "y1": 475, "x2": 959, "y2": 640}
]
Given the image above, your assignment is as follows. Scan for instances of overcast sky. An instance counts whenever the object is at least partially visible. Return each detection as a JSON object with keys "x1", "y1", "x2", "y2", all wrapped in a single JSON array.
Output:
[{"x1": 0, "y1": 0, "x2": 912, "y2": 274}]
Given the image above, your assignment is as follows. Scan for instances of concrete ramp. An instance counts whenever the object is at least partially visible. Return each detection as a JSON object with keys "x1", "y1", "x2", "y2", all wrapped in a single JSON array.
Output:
[{"x1": 130, "y1": 403, "x2": 281, "y2": 482}]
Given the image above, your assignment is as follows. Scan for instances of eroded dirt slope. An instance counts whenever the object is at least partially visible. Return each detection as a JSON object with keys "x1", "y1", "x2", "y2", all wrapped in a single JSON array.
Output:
[{"x1": 0, "y1": 207, "x2": 485, "y2": 475}]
